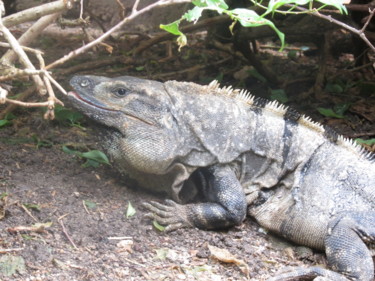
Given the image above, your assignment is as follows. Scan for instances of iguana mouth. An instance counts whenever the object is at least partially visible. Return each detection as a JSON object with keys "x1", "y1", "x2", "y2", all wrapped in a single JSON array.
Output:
[
  {"x1": 68, "y1": 91, "x2": 155, "y2": 126},
  {"x1": 68, "y1": 91, "x2": 118, "y2": 112}
]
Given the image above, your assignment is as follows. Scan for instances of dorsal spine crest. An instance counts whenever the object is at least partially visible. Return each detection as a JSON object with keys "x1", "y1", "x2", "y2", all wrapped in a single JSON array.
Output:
[{"x1": 207, "y1": 80, "x2": 374, "y2": 162}]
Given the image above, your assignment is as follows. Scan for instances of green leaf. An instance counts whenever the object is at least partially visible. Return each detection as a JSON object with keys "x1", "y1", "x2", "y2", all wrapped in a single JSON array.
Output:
[
  {"x1": 316, "y1": 0, "x2": 347, "y2": 14},
  {"x1": 54, "y1": 106, "x2": 83, "y2": 125},
  {"x1": 126, "y1": 201, "x2": 136, "y2": 218},
  {"x1": 160, "y1": 21, "x2": 188, "y2": 50},
  {"x1": 63, "y1": 146, "x2": 109, "y2": 167},
  {"x1": 247, "y1": 68, "x2": 266, "y2": 82},
  {"x1": 333, "y1": 103, "x2": 350, "y2": 116},
  {"x1": 0, "y1": 119, "x2": 11, "y2": 128},
  {"x1": 84, "y1": 200, "x2": 97, "y2": 209},
  {"x1": 355, "y1": 138, "x2": 375, "y2": 146},
  {"x1": 317, "y1": 107, "x2": 345, "y2": 118},
  {"x1": 82, "y1": 159, "x2": 101, "y2": 168},
  {"x1": 160, "y1": 21, "x2": 182, "y2": 36},
  {"x1": 192, "y1": 0, "x2": 229, "y2": 9},
  {"x1": 31, "y1": 134, "x2": 53, "y2": 148},
  {"x1": 154, "y1": 248, "x2": 169, "y2": 260},
  {"x1": 21, "y1": 234, "x2": 34, "y2": 240},
  {"x1": 0, "y1": 192, "x2": 8, "y2": 200},
  {"x1": 183, "y1": 6, "x2": 203, "y2": 22},
  {"x1": 23, "y1": 203, "x2": 41, "y2": 212},
  {"x1": 287, "y1": 50, "x2": 298, "y2": 59},
  {"x1": 81, "y1": 150, "x2": 110, "y2": 165},
  {"x1": 266, "y1": 0, "x2": 310, "y2": 14},
  {"x1": 62, "y1": 145, "x2": 79, "y2": 155},
  {"x1": 270, "y1": 89, "x2": 288, "y2": 103},
  {"x1": 153, "y1": 220, "x2": 166, "y2": 231},
  {"x1": 229, "y1": 8, "x2": 285, "y2": 49},
  {"x1": 325, "y1": 82, "x2": 344, "y2": 93},
  {"x1": 0, "y1": 255, "x2": 26, "y2": 276}
]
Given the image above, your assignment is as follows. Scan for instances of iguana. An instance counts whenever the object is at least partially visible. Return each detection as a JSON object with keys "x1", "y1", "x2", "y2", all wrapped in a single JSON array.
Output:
[{"x1": 68, "y1": 75, "x2": 375, "y2": 281}]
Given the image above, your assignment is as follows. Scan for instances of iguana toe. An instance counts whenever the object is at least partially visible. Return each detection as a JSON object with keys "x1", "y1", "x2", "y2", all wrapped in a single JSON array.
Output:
[{"x1": 142, "y1": 200, "x2": 194, "y2": 231}]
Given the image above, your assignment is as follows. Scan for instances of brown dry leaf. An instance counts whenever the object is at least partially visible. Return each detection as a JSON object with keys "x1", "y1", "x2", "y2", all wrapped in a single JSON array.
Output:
[
  {"x1": 208, "y1": 244, "x2": 250, "y2": 277},
  {"x1": 0, "y1": 194, "x2": 8, "y2": 220},
  {"x1": 116, "y1": 239, "x2": 134, "y2": 253},
  {"x1": 350, "y1": 100, "x2": 375, "y2": 122},
  {"x1": 7, "y1": 222, "x2": 52, "y2": 234}
]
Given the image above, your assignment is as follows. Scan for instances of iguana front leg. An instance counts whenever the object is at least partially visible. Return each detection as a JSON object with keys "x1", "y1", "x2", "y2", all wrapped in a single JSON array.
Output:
[{"x1": 143, "y1": 164, "x2": 247, "y2": 232}]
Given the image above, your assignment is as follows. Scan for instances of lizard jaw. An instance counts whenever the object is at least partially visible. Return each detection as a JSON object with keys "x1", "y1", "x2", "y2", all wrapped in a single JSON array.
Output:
[
  {"x1": 67, "y1": 91, "x2": 117, "y2": 112},
  {"x1": 67, "y1": 91, "x2": 155, "y2": 126}
]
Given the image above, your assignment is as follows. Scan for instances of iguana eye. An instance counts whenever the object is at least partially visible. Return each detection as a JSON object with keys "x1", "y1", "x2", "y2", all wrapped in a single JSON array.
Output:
[{"x1": 114, "y1": 88, "x2": 128, "y2": 97}]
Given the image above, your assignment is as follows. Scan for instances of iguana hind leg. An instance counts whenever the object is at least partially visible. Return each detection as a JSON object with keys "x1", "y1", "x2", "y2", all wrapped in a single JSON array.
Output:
[
  {"x1": 268, "y1": 211, "x2": 375, "y2": 281},
  {"x1": 324, "y1": 211, "x2": 375, "y2": 281},
  {"x1": 143, "y1": 164, "x2": 247, "y2": 232}
]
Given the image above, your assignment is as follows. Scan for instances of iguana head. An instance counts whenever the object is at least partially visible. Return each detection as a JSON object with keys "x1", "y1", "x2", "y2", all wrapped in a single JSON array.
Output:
[
  {"x1": 68, "y1": 75, "x2": 180, "y2": 175},
  {"x1": 68, "y1": 75, "x2": 175, "y2": 131}
]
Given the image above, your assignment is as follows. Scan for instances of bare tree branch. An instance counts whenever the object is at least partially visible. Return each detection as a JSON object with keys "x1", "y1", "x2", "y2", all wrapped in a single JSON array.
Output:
[
  {"x1": 2, "y1": 0, "x2": 77, "y2": 28},
  {"x1": 287, "y1": 5, "x2": 375, "y2": 52},
  {"x1": 45, "y1": 0, "x2": 191, "y2": 70}
]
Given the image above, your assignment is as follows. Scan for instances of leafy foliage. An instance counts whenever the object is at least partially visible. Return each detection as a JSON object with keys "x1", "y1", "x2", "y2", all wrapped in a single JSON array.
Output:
[
  {"x1": 153, "y1": 220, "x2": 166, "y2": 231},
  {"x1": 0, "y1": 113, "x2": 16, "y2": 128},
  {"x1": 0, "y1": 256, "x2": 26, "y2": 277},
  {"x1": 161, "y1": 0, "x2": 347, "y2": 50},
  {"x1": 62, "y1": 146, "x2": 110, "y2": 168},
  {"x1": 356, "y1": 138, "x2": 375, "y2": 146},
  {"x1": 126, "y1": 201, "x2": 136, "y2": 218},
  {"x1": 53, "y1": 105, "x2": 84, "y2": 127},
  {"x1": 84, "y1": 200, "x2": 97, "y2": 209},
  {"x1": 317, "y1": 103, "x2": 350, "y2": 119}
]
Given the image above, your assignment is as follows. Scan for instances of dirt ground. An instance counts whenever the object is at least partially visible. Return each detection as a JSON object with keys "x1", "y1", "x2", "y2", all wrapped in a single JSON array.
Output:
[
  {"x1": 0, "y1": 7, "x2": 375, "y2": 280},
  {"x1": 0, "y1": 122, "x2": 326, "y2": 281}
]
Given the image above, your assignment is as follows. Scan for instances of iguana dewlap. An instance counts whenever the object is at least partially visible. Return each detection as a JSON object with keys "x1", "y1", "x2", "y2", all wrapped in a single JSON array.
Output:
[{"x1": 68, "y1": 75, "x2": 375, "y2": 281}]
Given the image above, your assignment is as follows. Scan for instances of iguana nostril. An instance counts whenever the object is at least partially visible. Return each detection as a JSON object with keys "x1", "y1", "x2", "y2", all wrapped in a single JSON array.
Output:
[{"x1": 80, "y1": 79, "x2": 90, "y2": 87}]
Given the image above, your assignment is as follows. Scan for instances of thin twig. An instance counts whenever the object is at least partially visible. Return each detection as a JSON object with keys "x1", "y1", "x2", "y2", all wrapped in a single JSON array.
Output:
[
  {"x1": 132, "y1": 0, "x2": 141, "y2": 14},
  {"x1": 0, "y1": 42, "x2": 43, "y2": 54},
  {"x1": 0, "y1": 69, "x2": 48, "y2": 82},
  {"x1": 2, "y1": 0, "x2": 76, "y2": 28},
  {"x1": 45, "y1": 72, "x2": 67, "y2": 95},
  {"x1": 2, "y1": 12, "x2": 61, "y2": 66},
  {"x1": 19, "y1": 204, "x2": 38, "y2": 222},
  {"x1": 360, "y1": 8, "x2": 375, "y2": 33},
  {"x1": 0, "y1": 248, "x2": 24, "y2": 254},
  {"x1": 58, "y1": 215, "x2": 79, "y2": 250},
  {"x1": 0, "y1": 13, "x2": 46, "y2": 95},
  {"x1": 286, "y1": 5, "x2": 375, "y2": 52},
  {"x1": 82, "y1": 200, "x2": 90, "y2": 214},
  {"x1": 116, "y1": 0, "x2": 126, "y2": 18},
  {"x1": 3, "y1": 99, "x2": 52, "y2": 107}
]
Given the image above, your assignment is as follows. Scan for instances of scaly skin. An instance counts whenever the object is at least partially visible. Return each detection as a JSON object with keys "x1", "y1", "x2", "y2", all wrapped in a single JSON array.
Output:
[{"x1": 68, "y1": 75, "x2": 375, "y2": 280}]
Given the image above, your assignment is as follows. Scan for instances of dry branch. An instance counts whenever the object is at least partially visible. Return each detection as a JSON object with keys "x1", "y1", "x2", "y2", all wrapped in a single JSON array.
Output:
[
  {"x1": 46, "y1": 0, "x2": 191, "y2": 70},
  {"x1": 287, "y1": 5, "x2": 375, "y2": 52},
  {"x1": 0, "y1": 0, "x2": 77, "y2": 118},
  {"x1": 2, "y1": 0, "x2": 76, "y2": 28},
  {"x1": 0, "y1": 0, "x2": 190, "y2": 118}
]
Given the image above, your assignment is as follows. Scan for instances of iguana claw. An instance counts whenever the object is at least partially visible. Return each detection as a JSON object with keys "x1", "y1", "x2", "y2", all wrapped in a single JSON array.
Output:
[{"x1": 142, "y1": 200, "x2": 194, "y2": 232}]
